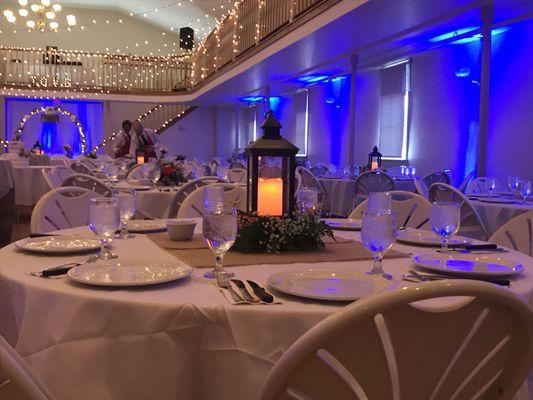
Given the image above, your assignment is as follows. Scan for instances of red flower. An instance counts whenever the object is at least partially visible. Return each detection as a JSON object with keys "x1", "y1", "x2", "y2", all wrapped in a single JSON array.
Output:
[{"x1": 162, "y1": 165, "x2": 175, "y2": 176}]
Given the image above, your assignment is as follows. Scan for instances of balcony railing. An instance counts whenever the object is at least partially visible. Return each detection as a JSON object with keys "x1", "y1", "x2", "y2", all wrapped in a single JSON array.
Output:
[{"x1": 0, "y1": 0, "x2": 327, "y2": 95}]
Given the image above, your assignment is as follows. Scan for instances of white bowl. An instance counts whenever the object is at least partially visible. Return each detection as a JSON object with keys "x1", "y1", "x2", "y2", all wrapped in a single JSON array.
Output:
[{"x1": 166, "y1": 219, "x2": 196, "y2": 241}]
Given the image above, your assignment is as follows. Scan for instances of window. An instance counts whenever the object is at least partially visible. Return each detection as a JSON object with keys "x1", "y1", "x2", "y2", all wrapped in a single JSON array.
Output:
[
  {"x1": 293, "y1": 90, "x2": 309, "y2": 157},
  {"x1": 378, "y1": 60, "x2": 410, "y2": 160}
]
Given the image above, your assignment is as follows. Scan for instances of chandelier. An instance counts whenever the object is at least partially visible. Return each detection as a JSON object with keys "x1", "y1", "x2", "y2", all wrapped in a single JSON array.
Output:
[{"x1": 3, "y1": 0, "x2": 76, "y2": 31}]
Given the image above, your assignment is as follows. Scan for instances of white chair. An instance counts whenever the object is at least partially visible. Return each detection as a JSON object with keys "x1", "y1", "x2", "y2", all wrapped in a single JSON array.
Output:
[
  {"x1": 458, "y1": 170, "x2": 476, "y2": 193},
  {"x1": 228, "y1": 168, "x2": 247, "y2": 184},
  {"x1": 349, "y1": 190, "x2": 432, "y2": 229},
  {"x1": 167, "y1": 177, "x2": 226, "y2": 218},
  {"x1": 70, "y1": 161, "x2": 91, "y2": 175},
  {"x1": 296, "y1": 166, "x2": 329, "y2": 214},
  {"x1": 260, "y1": 164, "x2": 282, "y2": 178},
  {"x1": 41, "y1": 166, "x2": 73, "y2": 190},
  {"x1": 428, "y1": 182, "x2": 489, "y2": 240},
  {"x1": 0, "y1": 336, "x2": 57, "y2": 400},
  {"x1": 311, "y1": 164, "x2": 329, "y2": 177},
  {"x1": 415, "y1": 171, "x2": 451, "y2": 198},
  {"x1": 50, "y1": 154, "x2": 71, "y2": 167},
  {"x1": 126, "y1": 164, "x2": 144, "y2": 180},
  {"x1": 260, "y1": 280, "x2": 533, "y2": 400},
  {"x1": 30, "y1": 187, "x2": 102, "y2": 234},
  {"x1": 353, "y1": 171, "x2": 395, "y2": 206},
  {"x1": 61, "y1": 174, "x2": 113, "y2": 197},
  {"x1": 490, "y1": 210, "x2": 533, "y2": 257},
  {"x1": 414, "y1": 177, "x2": 428, "y2": 198},
  {"x1": 177, "y1": 183, "x2": 246, "y2": 218}
]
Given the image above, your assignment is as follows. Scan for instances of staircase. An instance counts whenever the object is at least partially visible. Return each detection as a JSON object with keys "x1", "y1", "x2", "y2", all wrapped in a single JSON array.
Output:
[{"x1": 91, "y1": 103, "x2": 197, "y2": 154}]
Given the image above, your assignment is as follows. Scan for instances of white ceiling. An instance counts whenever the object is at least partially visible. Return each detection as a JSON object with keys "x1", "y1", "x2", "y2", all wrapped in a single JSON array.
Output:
[{"x1": 29, "y1": 0, "x2": 233, "y2": 37}]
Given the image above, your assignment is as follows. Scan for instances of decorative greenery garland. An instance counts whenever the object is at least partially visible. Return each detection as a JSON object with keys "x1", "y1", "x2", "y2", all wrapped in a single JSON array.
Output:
[{"x1": 233, "y1": 211, "x2": 334, "y2": 253}]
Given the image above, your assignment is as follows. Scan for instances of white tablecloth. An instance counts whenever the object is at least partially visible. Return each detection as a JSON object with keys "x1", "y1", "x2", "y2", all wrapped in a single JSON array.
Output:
[
  {"x1": 318, "y1": 178, "x2": 356, "y2": 217},
  {"x1": 1, "y1": 225, "x2": 531, "y2": 400},
  {"x1": 0, "y1": 159, "x2": 14, "y2": 199},
  {"x1": 471, "y1": 199, "x2": 533, "y2": 237},
  {"x1": 11, "y1": 165, "x2": 53, "y2": 206}
]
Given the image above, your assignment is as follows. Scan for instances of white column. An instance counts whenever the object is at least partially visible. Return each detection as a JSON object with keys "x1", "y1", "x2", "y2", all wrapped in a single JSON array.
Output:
[
  {"x1": 477, "y1": 4, "x2": 493, "y2": 176},
  {"x1": 348, "y1": 54, "x2": 359, "y2": 170}
]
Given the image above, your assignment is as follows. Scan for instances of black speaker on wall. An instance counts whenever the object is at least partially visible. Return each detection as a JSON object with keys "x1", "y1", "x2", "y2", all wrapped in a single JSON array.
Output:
[{"x1": 179, "y1": 27, "x2": 194, "y2": 50}]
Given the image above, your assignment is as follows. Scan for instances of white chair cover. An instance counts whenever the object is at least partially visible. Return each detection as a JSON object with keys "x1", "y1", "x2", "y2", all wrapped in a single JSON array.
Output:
[
  {"x1": 260, "y1": 280, "x2": 533, "y2": 400},
  {"x1": 41, "y1": 166, "x2": 73, "y2": 190},
  {"x1": 428, "y1": 182, "x2": 489, "y2": 240},
  {"x1": 422, "y1": 170, "x2": 451, "y2": 188},
  {"x1": 61, "y1": 174, "x2": 113, "y2": 197},
  {"x1": 349, "y1": 190, "x2": 432, "y2": 229},
  {"x1": 177, "y1": 183, "x2": 246, "y2": 218},
  {"x1": 228, "y1": 168, "x2": 247, "y2": 184},
  {"x1": 490, "y1": 210, "x2": 533, "y2": 257},
  {"x1": 126, "y1": 165, "x2": 145, "y2": 180},
  {"x1": 0, "y1": 336, "x2": 57, "y2": 400},
  {"x1": 458, "y1": 170, "x2": 476, "y2": 193},
  {"x1": 167, "y1": 177, "x2": 226, "y2": 218},
  {"x1": 353, "y1": 171, "x2": 395, "y2": 206},
  {"x1": 70, "y1": 161, "x2": 91, "y2": 175},
  {"x1": 30, "y1": 186, "x2": 102, "y2": 233}
]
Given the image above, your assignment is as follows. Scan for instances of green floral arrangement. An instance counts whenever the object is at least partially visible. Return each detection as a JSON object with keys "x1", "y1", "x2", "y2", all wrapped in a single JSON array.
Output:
[
  {"x1": 233, "y1": 211, "x2": 334, "y2": 253},
  {"x1": 159, "y1": 161, "x2": 187, "y2": 186}
]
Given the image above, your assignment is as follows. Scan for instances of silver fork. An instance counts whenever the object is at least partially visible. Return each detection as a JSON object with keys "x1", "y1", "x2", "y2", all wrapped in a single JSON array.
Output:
[{"x1": 216, "y1": 272, "x2": 244, "y2": 303}]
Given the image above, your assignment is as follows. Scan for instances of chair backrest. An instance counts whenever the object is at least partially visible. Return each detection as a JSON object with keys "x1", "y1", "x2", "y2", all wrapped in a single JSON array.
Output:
[
  {"x1": 422, "y1": 170, "x2": 451, "y2": 188},
  {"x1": 354, "y1": 171, "x2": 395, "y2": 205},
  {"x1": 61, "y1": 174, "x2": 113, "y2": 197},
  {"x1": 260, "y1": 164, "x2": 282, "y2": 178},
  {"x1": 349, "y1": 190, "x2": 432, "y2": 229},
  {"x1": 30, "y1": 187, "x2": 102, "y2": 233},
  {"x1": 295, "y1": 166, "x2": 329, "y2": 210},
  {"x1": 413, "y1": 177, "x2": 428, "y2": 199},
  {"x1": 70, "y1": 161, "x2": 91, "y2": 174},
  {"x1": 167, "y1": 177, "x2": 226, "y2": 218},
  {"x1": 466, "y1": 177, "x2": 489, "y2": 195},
  {"x1": 490, "y1": 210, "x2": 533, "y2": 257},
  {"x1": 41, "y1": 166, "x2": 73, "y2": 190},
  {"x1": 126, "y1": 164, "x2": 144, "y2": 180},
  {"x1": 228, "y1": 168, "x2": 247, "y2": 184},
  {"x1": 311, "y1": 165, "x2": 329, "y2": 177},
  {"x1": 177, "y1": 183, "x2": 246, "y2": 218},
  {"x1": 458, "y1": 170, "x2": 476, "y2": 193},
  {"x1": 0, "y1": 336, "x2": 57, "y2": 400},
  {"x1": 428, "y1": 182, "x2": 488, "y2": 240},
  {"x1": 259, "y1": 280, "x2": 533, "y2": 400}
]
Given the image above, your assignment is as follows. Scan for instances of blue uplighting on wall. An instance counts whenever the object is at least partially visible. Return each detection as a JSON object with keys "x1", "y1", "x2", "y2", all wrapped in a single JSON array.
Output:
[
  {"x1": 239, "y1": 96, "x2": 264, "y2": 103},
  {"x1": 451, "y1": 26, "x2": 510, "y2": 45},
  {"x1": 429, "y1": 26, "x2": 480, "y2": 43},
  {"x1": 268, "y1": 96, "x2": 281, "y2": 114},
  {"x1": 297, "y1": 75, "x2": 329, "y2": 84}
]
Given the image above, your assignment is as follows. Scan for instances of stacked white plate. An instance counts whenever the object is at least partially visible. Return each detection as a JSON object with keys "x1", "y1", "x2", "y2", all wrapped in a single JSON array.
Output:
[{"x1": 16, "y1": 236, "x2": 101, "y2": 254}]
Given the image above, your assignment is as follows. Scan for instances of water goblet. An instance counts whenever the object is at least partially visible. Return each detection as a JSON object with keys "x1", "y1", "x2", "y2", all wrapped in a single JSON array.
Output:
[
  {"x1": 202, "y1": 205, "x2": 238, "y2": 279},
  {"x1": 296, "y1": 187, "x2": 320, "y2": 214},
  {"x1": 508, "y1": 176, "x2": 519, "y2": 194},
  {"x1": 89, "y1": 197, "x2": 120, "y2": 260},
  {"x1": 430, "y1": 202, "x2": 461, "y2": 253},
  {"x1": 519, "y1": 180, "x2": 532, "y2": 203},
  {"x1": 353, "y1": 166, "x2": 360, "y2": 178},
  {"x1": 343, "y1": 164, "x2": 351, "y2": 178},
  {"x1": 485, "y1": 177, "x2": 497, "y2": 197},
  {"x1": 361, "y1": 210, "x2": 397, "y2": 279},
  {"x1": 410, "y1": 166, "x2": 417, "y2": 178},
  {"x1": 203, "y1": 185, "x2": 224, "y2": 210},
  {"x1": 148, "y1": 167, "x2": 161, "y2": 188},
  {"x1": 117, "y1": 190, "x2": 136, "y2": 239}
]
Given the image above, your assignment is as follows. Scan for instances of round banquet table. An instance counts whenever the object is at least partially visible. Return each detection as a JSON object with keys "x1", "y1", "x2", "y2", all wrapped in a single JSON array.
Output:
[
  {"x1": 470, "y1": 199, "x2": 533, "y2": 237},
  {"x1": 11, "y1": 165, "x2": 53, "y2": 206},
  {"x1": 1, "y1": 225, "x2": 532, "y2": 400},
  {"x1": 318, "y1": 178, "x2": 356, "y2": 217}
]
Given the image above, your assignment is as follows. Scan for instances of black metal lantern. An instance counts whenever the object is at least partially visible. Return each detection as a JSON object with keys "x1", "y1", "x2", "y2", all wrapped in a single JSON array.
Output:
[
  {"x1": 368, "y1": 145, "x2": 382, "y2": 170},
  {"x1": 245, "y1": 111, "x2": 299, "y2": 216}
]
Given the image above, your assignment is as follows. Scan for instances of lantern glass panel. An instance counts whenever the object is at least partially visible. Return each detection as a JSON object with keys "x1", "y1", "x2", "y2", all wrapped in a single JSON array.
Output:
[{"x1": 257, "y1": 156, "x2": 283, "y2": 216}]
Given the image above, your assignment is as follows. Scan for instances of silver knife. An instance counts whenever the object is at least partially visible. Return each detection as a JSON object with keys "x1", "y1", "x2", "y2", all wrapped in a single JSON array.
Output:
[{"x1": 231, "y1": 279, "x2": 258, "y2": 303}]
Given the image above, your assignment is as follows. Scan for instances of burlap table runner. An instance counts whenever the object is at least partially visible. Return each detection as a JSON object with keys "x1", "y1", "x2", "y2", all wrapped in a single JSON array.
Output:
[{"x1": 148, "y1": 233, "x2": 409, "y2": 268}]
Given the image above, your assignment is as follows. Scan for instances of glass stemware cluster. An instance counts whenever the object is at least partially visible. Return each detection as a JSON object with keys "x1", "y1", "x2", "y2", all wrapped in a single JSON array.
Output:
[
  {"x1": 361, "y1": 192, "x2": 397, "y2": 279},
  {"x1": 508, "y1": 176, "x2": 531, "y2": 202},
  {"x1": 430, "y1": 202, "x2": 461, "y2": 253}
]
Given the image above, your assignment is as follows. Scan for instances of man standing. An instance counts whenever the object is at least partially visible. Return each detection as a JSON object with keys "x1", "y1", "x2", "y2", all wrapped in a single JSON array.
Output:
[
  {"x1": 113, "y1": 120, "x2": 132, "y2": 158},
  {"x1": 129, "y1": 121, "x2": 160, "y2": 160}
]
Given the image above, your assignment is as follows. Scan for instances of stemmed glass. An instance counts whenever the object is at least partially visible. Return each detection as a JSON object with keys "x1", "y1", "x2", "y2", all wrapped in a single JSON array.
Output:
[
  {"x1": 367, "y1": 192, "x2": 392, "y2": 213},
  {"x1": 296, "y1": 187, "x2": 320, "y2": 214},
  {"x1": 485, "y1": 177, "x2": 497, "y2": 197},
  {"x1": 430, "y1": 202, "x2": 461, "y2": 253},
  {"x1": 361, "y1": 210, "x2": 396, "y2": 279},
  {"x1": 148, "y1": 167, "x2": 161, "y2": 188},
  {"x1": 519, "y1": 180, "x2": 532, "y2": 203},
  {"x1": 117, "y1": 191, "x2": 136, "y2": 239},
  {"x1": 508, "y1": 176, "x2": 520, "y2": 194},
  {"x1": 88, "y1": 197, "x2": 120, "y2": 260},
  {"x1": 202, "y1": 205, "x2": 238, "y2": 279}
]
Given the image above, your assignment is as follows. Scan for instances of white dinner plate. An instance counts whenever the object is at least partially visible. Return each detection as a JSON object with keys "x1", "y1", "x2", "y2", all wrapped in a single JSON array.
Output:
[
  {"x1": 412, "y1": 252, "x2": 524, "y2": 278},
  {"x1": 268, "y1": 268, "x2": 397, "y2": 301},
  {"x1": 323, "y1": 218, "x2": 361, "y2": 231},
  {"x1": 114, "y1": 183, "x2": 152, "y2": 191},
  {"x1": 15, "y1": 236, "x2": 101, "y2": 254},
  {"x1": 475, "y1": 197, "x2": 518, "y2": 204},
  {"x1": 397, "y1": 229, "x2": 471, "y2": 247},
  {"x1": 68, "y1": 261, "x2": 193, "y2": 287},
  {"x1": 127, "y1": 220, "x2": 167, "y2": 233}
]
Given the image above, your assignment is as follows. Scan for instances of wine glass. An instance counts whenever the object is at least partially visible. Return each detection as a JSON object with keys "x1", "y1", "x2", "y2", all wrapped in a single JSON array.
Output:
[
  {"x1": 430, "y1": 202, "x2": 461, "y2": 253},
  {"x1": 106, "y1": 164, "x2": 119, "y2": 183},
  {"x1": 343, "y1": 165, "x2": 351, "y2": 178},
  {"x1": 508, "y1": 176, "x2": 519, "y2": 194},
  {"x1": 296, "y1": 187, "x2": 319, "y2": 214},
  {"x1": 353, "y1": 166, "x2": 360, "y2": 178},
  {"x1": 89, "y1": 197, "x2": 120, "y2": 260},
  {"x1": 117, "y1": 191, "x2": 136, "y2": 239},
  {"x1": 367, "y1": 192, "x2": 392, "y2": 213},
  {"x1": 202, "y1": 206, "x2": 238, "y2": 279},
  {"x1": 148, "y1": 167, "x2": 161, "y2": 188},
  {"x1": 485, "y1": 177, "x2": 497, "y2": 197},
  {"x1": 519, "y1": 180, "x2": 532, "y2": 203},
  {"x1": 361, "y1": 210, "x2": 396, "y2": 279}
]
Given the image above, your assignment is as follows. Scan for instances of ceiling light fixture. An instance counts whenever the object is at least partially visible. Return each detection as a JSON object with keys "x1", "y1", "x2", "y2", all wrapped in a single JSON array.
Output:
[{"x1": 3, "y1": 0, "x2": 76, "y2": 32}]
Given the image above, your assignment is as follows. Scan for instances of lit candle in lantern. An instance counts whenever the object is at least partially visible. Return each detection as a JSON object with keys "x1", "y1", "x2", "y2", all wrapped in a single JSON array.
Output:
[
  {"x1": 371, "y1": 161, "x2": 379, "y2": 170},
  {"x1": 257, "y1": 178, "x2": 283, "y2": 216}
]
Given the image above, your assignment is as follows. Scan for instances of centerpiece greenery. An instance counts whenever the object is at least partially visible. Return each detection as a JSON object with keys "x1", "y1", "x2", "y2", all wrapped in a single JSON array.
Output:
[
  {"x1": 157, "y1": 149, "x2": 187, "y2": 186},
  {"x1": 233, "y1": 211, "x2": 334, "y2": 253}
]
